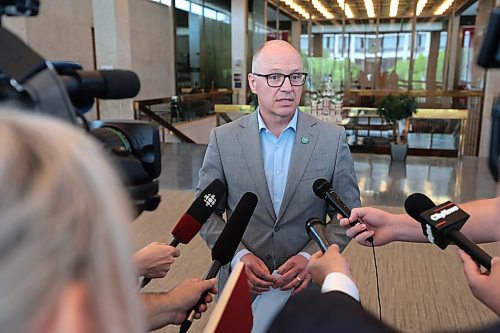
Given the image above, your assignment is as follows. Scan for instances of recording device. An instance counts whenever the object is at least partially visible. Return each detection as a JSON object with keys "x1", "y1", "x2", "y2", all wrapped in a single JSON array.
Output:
[
  {"x1": 404, "y1": 193, "x2": 492, "y2": 270},
  {"x1": 0, "y1": 0, "x2": 38, "y2": 18},
  {"x1": 305, "y1": 217, "x2": 330, "y2": 253},
  {"x1": 477, "y1": 7, "x2": 500, "y2": 182},
  {"x1": 180, "y1": 192, "x2": 258, "y2": 333},
  {"x1": 0, "y1": 1, "x2": 161, "y2": 214},
  {"x1": 313, "y1": 178, "x2": 373, "y2": 242},
  {"x1": 139, "y1": 179, "x2": 226, "y2": 289}
]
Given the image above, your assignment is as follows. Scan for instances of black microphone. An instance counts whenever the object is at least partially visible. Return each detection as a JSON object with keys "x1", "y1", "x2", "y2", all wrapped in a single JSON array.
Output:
[
  {"x1": 405, "y1": 193, "x2": 492, "y2": 270},
  {"x1": 60, "y1": 70, "x2": 140, "y2": 109},
  {"x1": 305, "y1": 217, "x2": 330, "y2": 253},
  {"x1": 139, "y1": 179, "x2": 225, "y2": 289},
  {"x1": 313, "y1": 178, "x2": 372, "y2": 242},
  {"x1": 179, "y1": 192, "x2": 258, "y2": 333}
]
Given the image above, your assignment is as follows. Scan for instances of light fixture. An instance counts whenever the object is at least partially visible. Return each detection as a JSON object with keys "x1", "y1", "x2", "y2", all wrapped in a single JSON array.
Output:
[
  {"x1": 364, "y1": 0, "x2": 375, "y2": 18},
  {"x1": 281, "y1": 0, "x2": 310, "y2": 19},
  {"x1": 434, "y1": 0, "x2": 454, "y2": 15},
  {"x1": 337, "y1": 0, "x2": 355, "y2": 18},
  {"x1": 312, "y1": 0, "x2": 334, "y2": 19},
  {"x1": 416, "y1": 0, "x2": 428, "y2": 15},
  {"x1": 389, "y1": 0, "x2": 398, "y2": 17}
]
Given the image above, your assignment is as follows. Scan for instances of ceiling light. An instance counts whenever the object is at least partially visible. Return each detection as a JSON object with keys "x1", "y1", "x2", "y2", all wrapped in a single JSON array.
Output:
[
  {"x1": 416, "y1": 0, "x2": 427, "y2": 15},
  {"x1": 337, "y1": 0, "x2": 355, "y2": 18},
  {"x1": 434, "y1": 0, "x2": 454, "y2": 15},
  {"x1": 312, "y1": 0, "x2": 334, "y2": 19},
  {"x1": 364, "y1": 0, "x2": 375, "y2": 18},
  {"x1": 389, "y1": 0, "x2": 398, "y2": 17},
  {"x1": 281, "y1": 0, "x2": 310, "y2": 19}
]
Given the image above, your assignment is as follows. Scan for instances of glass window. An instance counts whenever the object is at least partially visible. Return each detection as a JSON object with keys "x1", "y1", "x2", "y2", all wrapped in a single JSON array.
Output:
[
  {"x1": 204, "y1": 7, "x2": 217, "y2": 20},
  {"x1": 191, "y1": 3, "x2": 202, "y2": 15},
  {"x1": 176, "y1": 0, "x2": 189, "y2": 12}
]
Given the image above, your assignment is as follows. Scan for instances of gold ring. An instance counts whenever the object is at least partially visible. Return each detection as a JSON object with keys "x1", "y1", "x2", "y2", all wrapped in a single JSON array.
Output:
[{"x1": 296, "y1": 276, "x2": 302, "y2": 283}]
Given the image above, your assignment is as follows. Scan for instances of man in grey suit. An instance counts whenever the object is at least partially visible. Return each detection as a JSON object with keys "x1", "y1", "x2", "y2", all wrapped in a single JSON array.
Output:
[{"x1": 196, "y1": 40, "x2": 360, "y2": 296}]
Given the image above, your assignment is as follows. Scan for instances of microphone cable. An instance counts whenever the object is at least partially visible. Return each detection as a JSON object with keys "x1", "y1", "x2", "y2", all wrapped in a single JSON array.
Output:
[
  {"x1": 313, "y1": 178, "x2": 383, "y2": 321},
  {"x1": 369, "y1": 240, "x2": 382, "y2": 321}
]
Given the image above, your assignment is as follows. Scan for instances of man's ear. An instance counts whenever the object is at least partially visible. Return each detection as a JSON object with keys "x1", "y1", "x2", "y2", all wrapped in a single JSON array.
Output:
[{"x1": 248, "y1": 73, "x2": 258, "y2": 94}]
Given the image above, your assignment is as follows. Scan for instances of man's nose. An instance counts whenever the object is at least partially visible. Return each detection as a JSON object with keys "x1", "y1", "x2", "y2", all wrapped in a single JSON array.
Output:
[{"x1": 279, "y1": 77, "x2": 293, "y2": 91}]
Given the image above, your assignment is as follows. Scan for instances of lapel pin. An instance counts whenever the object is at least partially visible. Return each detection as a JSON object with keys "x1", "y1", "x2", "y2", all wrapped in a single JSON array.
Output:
[{"x1": 301, "y1": 137, "x2": 309, "y2": 144}]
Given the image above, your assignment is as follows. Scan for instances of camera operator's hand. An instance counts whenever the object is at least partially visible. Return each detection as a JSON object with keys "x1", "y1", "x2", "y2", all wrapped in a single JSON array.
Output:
[
  {"x1": 134, "y1": 242, "x2": 180, "y2": 278},
  {"x1": 458, "y1": 250, "x2": 500, "y2": 315}
]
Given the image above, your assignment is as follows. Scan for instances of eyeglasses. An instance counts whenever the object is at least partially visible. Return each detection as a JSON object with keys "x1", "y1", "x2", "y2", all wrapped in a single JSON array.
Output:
[{"x1": 252, "y1": 72, "x2": 308, "y2": 87}]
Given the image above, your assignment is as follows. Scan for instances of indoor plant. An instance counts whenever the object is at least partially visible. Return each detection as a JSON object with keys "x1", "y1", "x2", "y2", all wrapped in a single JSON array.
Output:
[{"x1": 377, "y1": 94, "x2": 417, "y2": 161}]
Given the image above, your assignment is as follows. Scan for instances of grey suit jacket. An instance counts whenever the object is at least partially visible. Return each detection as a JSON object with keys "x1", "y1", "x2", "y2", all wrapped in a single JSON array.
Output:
[{"x1": 196, "y1": 110, "x2": 360, "y2": 290}]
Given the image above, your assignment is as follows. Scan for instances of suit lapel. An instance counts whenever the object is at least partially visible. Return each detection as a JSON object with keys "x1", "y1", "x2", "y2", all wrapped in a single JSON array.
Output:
[
  {"x1": 237, "y1": 112, "x2": 277, "y2": 220},
  {"x1": 277, "y1": 111, "x2": 319, "y2": 221}
]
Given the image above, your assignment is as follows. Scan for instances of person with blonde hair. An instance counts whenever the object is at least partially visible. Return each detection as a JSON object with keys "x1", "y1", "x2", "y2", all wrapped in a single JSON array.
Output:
[{"x1": 0, "y1": 109, "x2": 216, "y2": 332}]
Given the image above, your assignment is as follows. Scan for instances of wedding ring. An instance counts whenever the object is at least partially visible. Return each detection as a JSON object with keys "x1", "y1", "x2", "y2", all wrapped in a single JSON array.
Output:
[{"x1": 296, "y1": 276, "x2": 302, "y2": 283}]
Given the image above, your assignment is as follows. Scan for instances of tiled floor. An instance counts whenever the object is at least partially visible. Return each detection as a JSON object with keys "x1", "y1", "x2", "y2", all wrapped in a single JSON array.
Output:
[{"x1": 159, "y1": 142, "x2": 498, "y2": 206}]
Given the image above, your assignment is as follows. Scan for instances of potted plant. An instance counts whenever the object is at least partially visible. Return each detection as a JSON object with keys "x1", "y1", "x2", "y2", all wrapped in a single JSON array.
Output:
[{"x1": 376, "y1": 94, "x2": 417, "y2": 161}]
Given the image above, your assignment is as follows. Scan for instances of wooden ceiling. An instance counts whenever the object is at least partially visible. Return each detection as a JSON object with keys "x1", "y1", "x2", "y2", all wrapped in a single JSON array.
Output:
[{"x1": 272, "y1": 0, "x2": 472, "y2": 21}]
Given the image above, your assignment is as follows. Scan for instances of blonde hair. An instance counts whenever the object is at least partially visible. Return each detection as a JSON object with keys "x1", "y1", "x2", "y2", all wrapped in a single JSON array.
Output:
[{"x1": 0, "y1": 110, "x2": 145, "y2": 332}]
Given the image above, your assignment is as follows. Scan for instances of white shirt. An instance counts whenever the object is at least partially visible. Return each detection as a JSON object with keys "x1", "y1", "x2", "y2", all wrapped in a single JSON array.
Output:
[{"x1": 321, "y1": 272, "x2": 360, "y2": 301}]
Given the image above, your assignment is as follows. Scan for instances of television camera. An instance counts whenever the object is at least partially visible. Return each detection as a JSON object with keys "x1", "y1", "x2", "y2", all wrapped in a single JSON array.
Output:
[{"x1": 0, "y1": 0, "x2": 162, "y2": 214}]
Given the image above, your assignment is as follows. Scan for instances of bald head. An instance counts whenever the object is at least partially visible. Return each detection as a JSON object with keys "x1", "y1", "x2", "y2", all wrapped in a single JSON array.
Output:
[{"x1": 252, "y1": 40, "x2": 302, "y2": 73}]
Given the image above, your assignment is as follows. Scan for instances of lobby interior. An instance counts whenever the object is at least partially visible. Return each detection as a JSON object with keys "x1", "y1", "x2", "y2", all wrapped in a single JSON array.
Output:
[{"x1": 2, "y1": 0, "x2": 499, "y2": 332}]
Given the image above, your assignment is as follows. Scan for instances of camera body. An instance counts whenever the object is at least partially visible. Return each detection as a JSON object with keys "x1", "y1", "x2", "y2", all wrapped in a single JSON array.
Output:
[{"x1": 0, "y1": 0, "x2": 162, "y2": 214}]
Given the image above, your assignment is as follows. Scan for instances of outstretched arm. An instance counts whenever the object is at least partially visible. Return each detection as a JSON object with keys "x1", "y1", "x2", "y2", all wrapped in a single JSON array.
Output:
[{"x1": 340, "y1": 197, "x2": 500, "y2": 247}]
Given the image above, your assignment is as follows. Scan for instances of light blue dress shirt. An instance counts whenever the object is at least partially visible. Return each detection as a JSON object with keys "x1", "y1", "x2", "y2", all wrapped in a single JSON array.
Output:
[
  {"x1": 231, "y1": 109, "x2": 310, "y2": 270},
  {"x1": 257, "y1": 109, "x2": 298, "y2": 216}
]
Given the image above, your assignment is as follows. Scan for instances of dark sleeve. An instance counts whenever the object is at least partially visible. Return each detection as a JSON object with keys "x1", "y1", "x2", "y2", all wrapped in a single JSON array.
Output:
[{"x1": 267, "y1": 290, "x2": 398, "y2": 333}]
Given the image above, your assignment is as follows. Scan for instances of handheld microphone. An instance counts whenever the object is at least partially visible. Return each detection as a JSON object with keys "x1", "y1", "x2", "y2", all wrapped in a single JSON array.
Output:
[
  {"x1": 312, "y1": 178, "x2": 372, "y2": 242},
  {"x1": 139, "y1": 179, "x2": 225, "y2": 288},
  {"x1": 179, "y1": 192, "x2": 258, "y2": 333},
  {"x1": 305, "y1": 217, "x2": 330, "y2": 253},
  {"x1": 404, "y1": 193, "x2": 492, "y2": 270}
]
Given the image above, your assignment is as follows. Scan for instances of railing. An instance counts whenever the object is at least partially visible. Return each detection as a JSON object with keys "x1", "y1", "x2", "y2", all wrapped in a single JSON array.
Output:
[{"x1": 134, "y1": 90, "x2": 232, "y2": 143}]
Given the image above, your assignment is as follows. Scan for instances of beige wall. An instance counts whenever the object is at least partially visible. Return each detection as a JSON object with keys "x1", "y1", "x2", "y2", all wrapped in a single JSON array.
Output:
[
  {"x1": 3, "y1": 0, "x2": 176, "y2": 119},
  {"x1": 3, "y1": 0, "x2": 94, "y2": 70},
  {"x1": 129, "y1": 0, "x2": 176, "y2": 100}
]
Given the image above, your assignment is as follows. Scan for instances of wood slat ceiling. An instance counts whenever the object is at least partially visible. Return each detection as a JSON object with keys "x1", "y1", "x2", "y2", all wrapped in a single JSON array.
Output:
[{"x1": 276, "y1": 0, "x2": 472, "y2": 21}]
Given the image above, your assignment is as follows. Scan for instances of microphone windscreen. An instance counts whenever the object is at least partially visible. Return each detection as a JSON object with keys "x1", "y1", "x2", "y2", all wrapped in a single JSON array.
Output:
[
  {"x1": 404, "y1": 193, "x2": 436, "y2": 224},
  {"x1": 100, "y1": 70, "x2": 141, "y2": 99},
  {"x1": 171, "y1": 179, "x2": 225, "y2": 244},
  {"x1": 211, "y1": 192, "x2": 258, "y2": 265},
  {"x1": 312, "y1": 178, "x2": 331, "y2": 198}
]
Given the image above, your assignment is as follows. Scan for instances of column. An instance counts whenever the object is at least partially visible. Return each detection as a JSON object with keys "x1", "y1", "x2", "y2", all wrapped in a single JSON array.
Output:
[
  {"x1": 231, "y1": 0, "x2": 248, "y2": 105},
  {"x1": 290, "y1": 20, "x2": 301, "y2": 51},
  {"x1": 478, "y1": 0, "x2": 500, "y2": 156},
  {"x1": 92, "y1": 0, "x2": 133, "y2": 119}
]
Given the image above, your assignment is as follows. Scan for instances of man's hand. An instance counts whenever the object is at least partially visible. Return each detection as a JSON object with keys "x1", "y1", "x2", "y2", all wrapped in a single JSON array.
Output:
[
  {"x1": 308, "y1": 244, "x2": 354, "y2": 286},
  {"x1": 165, "y1": 278, "x2": 218, "y2": 324},
  {"x1": 142, "y1": 278, "x2": 218, "y2": 330},
  {"x1": 134, "y1": 242, "x2": 180, "y2": 278},
  {"x1": 458, "y1": 250, "x2": 500, "y2": 315},
  {"x1": 274, "y1": 255, "x2": 311, "y2": 296},
  {"x1": 338, "y1": 207, "x2": 407, "y2": 247},
  {"x1": 240, "y1": 253, "x2": 276, "y2": 295}
]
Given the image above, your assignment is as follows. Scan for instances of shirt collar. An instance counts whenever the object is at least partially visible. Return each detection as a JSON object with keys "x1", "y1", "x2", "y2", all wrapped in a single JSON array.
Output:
[{"x1": 257, "y1": 108, "x2": 298, "y2": 133}]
